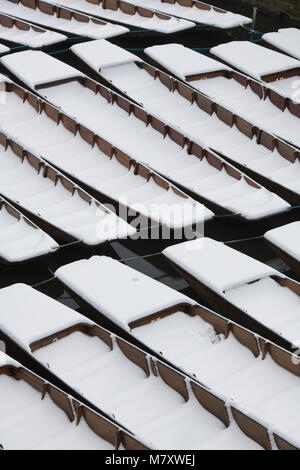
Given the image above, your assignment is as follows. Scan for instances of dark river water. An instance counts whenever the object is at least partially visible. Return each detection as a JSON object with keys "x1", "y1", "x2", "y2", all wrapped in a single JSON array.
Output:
[{"x1": 1, "y1": 0, "x2": 299, "y2": 335}]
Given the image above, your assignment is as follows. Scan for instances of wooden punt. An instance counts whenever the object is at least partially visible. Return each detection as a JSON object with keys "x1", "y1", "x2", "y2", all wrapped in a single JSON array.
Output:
[
  {"x1": 0, "y1": 11, "x2": 67, "y2": 53},
  {"x1": 0, "y1": 52, "x2": 292, "y2": 223},
  {"x1": 53, "y1": 254, "x2": 300, "y2": 449},
  {"x1": 0, "y1": 0, "x2": 193, "y2": 36},
  {"x1": 0, "y1": 128, "x2": 135, "y2": 247},
  {"x1": 0, "y1": 0, "x2": 129, "y2": 40},
  {"x1": 162, "y1": 237, "x2": 300, "y2": 353},
  {"x1": 0, "y1": 351, "x2": 149, "y2": 450},
  {"x1": 1, "y1": 282, "x2": 297, "y2": 449},
  {"x1": 123, "y1": 0, "x2": 252, "y2": 30}
]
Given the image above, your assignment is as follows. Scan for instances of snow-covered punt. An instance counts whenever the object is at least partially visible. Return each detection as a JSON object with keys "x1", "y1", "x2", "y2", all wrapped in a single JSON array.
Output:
[
  {"x1": 145, "y1": 43, "x2": 300, "y2": 149},
  {"x1": 126, "y1": 0, "x2": 251, "y2": 29},
  {"x1": 2, "y1": 0, "x2": 195, "y2": 35},
  {"x1": 0, "y1": 197, "x2": 58, "y2": 264},
  {"x1": 264, "y1": 222, "x2": 300, "y2": 277},
  {"x1": 1, "y1": 51, "x2": 291, "y2": 222},
  {"x1": 0, "y1": 12, "x2": 67, "y2": 49},
  {"x1": 0, "y1": 352, "x2": 148, "y2": 450},
  {"x1": 263, "y1": 28, "x2": 300, "y2": 61},
  {"x1": 0, "y1": 130, "x2": 134, "y2": 246},
  {"x1": 0, "y1": 79, "x2": 213, "y2": 232},
  {"x1": 211, "y1": 41, "x2": 300, "y2": 103},
  {"x1": 0, "y1": 0, "x2": 128, "y2": 39},
  {"x1": 163, "y1": 238, "x2": 300, "y2": 352},
  {"x1": 54, "y1": 255, "x2": 300, "y2": 448},
  {"x1": 70, "y1": 41, "x2": 300, "y2": 209},
  {"x1": 0, "y1": 284, "x2": 271, "y2": 450}
]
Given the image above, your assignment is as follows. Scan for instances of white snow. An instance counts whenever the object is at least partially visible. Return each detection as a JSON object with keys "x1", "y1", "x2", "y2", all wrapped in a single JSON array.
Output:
[
  {"x1": 127, "y1": 0, "x2": 251, "y2": 29},
  {"x1": 0, "y1": 290, "x2": 261, "y2": 449},
  {"x1": 211, "y1": 41, "x2": 300, "y2": 80},
  {"x1": 70, "y1": 40, "x2": 294, "y2": 216},
  {"x1": 144, "y1": 42, "x2": 228, "y2": 80},
  {"x1": 263, "y1": 28, "x2": 300, "y2": 61},
  {"x1": 0, "y1": 43, "x2": 9, "y2": 54},
  {"x1": 163, "y1": 237, "x2": 280, "y2": 293},
  {"x1": 211, "y1": 41, "x2": 300, "y2": 100},
  {"x1": 0, "y1": 354, "x2": 116, "y2": 450},
  {"x1": 133, "y1": 313, "x2": 300, "y2": 443},
  {"x1": 225, "y1": 277, "x2": 300, "y2": 345},
  {"x1": 53, "y1": 254, "x2": 300, "y2": 445},
  {"x1": 0, "y1": 199, "x2": 58, "y2": 263},
  {"x1": 133, "y1": 310, "x2": 221, "y2": 362},
  {"x1": 1, "y1": 49, "x2": 84, "y2": 89},
  {"x1": 55, "y1": 255, "x2": 190, "y2": 329},
  {"x1": 72, "y1": 39, "x2": 141, "y2": 71},
  {"x1": 0, "y1": 283, "x2": 94, "y2": 349},
  {"x1": 32, "y1": 331, "x2": 261, "y2": 450},
  {"x1": 0, "y1": 15, "x2": 67, "y2": 47},
  {"x1": 0, "y1": 80, "x2": 212, "y2": 229},
  {"x1": 0, "y1": 0, "x2": 129, "y2": 39},
  {"x1": 0, "y1": 136, "x2": 134, "y2": 245},
  {"x1": 3, "y1": 50, "x2": 290, "y2": 221},
  {"x1": 145, "y1": 43, "x2": 300, "y2": 151},
  {"x1": 163, "y1": 238, "x2": 300, "y2": 346},
  {"x1": 1, "y1": 0, "x2": 194, "y2": 35},
  {"x1": 264, "y1": 221, "x2": 300, "y2": 262}
]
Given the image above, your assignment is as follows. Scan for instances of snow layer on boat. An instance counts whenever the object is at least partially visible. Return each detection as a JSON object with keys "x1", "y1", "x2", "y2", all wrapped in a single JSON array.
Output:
[
  {"x1": 264, "y1": 221, "x2": 300, "y2": 262},
  {"x1": 265, "y1": 222, "x2": 300, "y2": 261},
  {"x1": 72, "y1": 39, "x2": 141, "y2": 70},
  {"x1": 211, "y1": 41, "x2": 300, "y2": 80},
  {"x1": 3, "y1": 51, "x2": 289, "y2": 221},
  {"x1": 1, "y1": 49, "x2": 84, "y2": 88},
  {"x1": 0, "y1": 43, "x2": 9, "y2": 54},
  {"x1": 163, "y1": 238, "x2": 279, "y2": 293},
  {"x1": 211, "y1": 41, "x2": 300, "y2": 98},
  {"x1": 34, "y1": 0, "x2": 195, "y2": 34},
  {"x1": 0, "y1": 83, "x2": 212, "y2": 228},
  {"x1": 263, "y1": 28, "x2": 300, "y2": 61},
  {"x1": 127, "y1": 0, "x2": 251, "y2": 28},
  {"x1": 0, "y1": 354, "x2": 114, "y2": 450},
  {"x1": 70, "y1": 41, "x2": 296, "y2": 209},
  {"x1": 0, "y1": 284, "x2": 94, "y2": 348},
  {"x1": 0, "y1": 18, "x2": 66, "y2": 47},
  {"x1": 144, "y1": 42, "x2": 229, "y2": 80},
  {"x1": 163, "y1": 238, "x2": 300, "y2": 345},
  {"x1": 73, "y1": 39, "x2": 228, "y2": 80},
  {"x1": 0, "y1": 291, "x2": 260, "y2": 449},
  {"x1": 145, "y1": 43, "x2": 300, "y2": 150},
  {"x1": 54, "y1": 255, "x2": 300, "y2": 445},
  {"x1": 0, "y1": 200, "x2": 58, "y2": 263},
  {"x1": 0, "y1": 1, "x2": 129, "y2": 39},
  {"x1": 225, "y1": 277, "x2": 300, "y2": 346},
  {"x1": 55, "y1": 256, "x2": 190, "y2": 329},
  {"x1": 133, "y1": 313, "x2": 300, "y2": 442},
  {"x1": 32, "y1": 331, "x2": 261, "y2": 449},
  {"x1": 0, "y1": 142, "x2": 134, "y2": 245}
]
